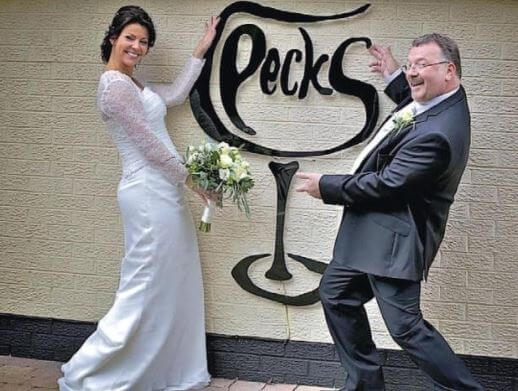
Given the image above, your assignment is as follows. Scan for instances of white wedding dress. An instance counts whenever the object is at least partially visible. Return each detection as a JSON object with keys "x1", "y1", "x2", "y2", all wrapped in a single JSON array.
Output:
[{"x1": 58, "y1": 57, "x2": 210, "y2": 391}]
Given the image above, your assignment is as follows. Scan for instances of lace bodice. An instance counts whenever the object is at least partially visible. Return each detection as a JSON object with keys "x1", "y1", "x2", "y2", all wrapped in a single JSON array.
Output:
[{"x1": 97, "y1": 57, "x2": 204, "y2": 184}]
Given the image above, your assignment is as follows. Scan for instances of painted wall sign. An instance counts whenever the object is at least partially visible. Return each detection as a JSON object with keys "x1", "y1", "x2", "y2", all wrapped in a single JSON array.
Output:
[
  {"x1": 190, "y1": 1, "x2": 378, "y2": 305},
  {"x1": 190, "y1": 1, "x2": 379, "y2": 157}
]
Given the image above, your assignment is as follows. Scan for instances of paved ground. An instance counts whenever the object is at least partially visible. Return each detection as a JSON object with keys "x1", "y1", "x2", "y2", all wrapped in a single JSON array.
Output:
[{"x1": 0, "y1": 356, "x2": 334, "y2": 391}]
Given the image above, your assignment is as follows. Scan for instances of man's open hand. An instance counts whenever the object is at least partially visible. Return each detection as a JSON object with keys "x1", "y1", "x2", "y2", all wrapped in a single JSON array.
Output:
[{"x1": 295, "y1": 172, "x2": 323, "y2": 199}]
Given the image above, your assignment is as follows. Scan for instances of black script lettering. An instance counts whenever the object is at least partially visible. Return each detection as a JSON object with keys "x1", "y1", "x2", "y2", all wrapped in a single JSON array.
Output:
[
  {"x1": 298, "y1": 27, "x2": 332, "y2": 98},
  {"x1": 329, "y1": 37, "x2": 379, "y2": 144},
  {"x1": 280, "y1": 49, "x2": 302, "y2": 95},
  {"x1": 260, "y1": 48, "x2": 281, "y2": 95},
  {"x1": 190, "y1": 1, "x2": 377, "y2": 157},
  {"x1": 220, "y1": 23, "x2": 266, "y2": 135}
]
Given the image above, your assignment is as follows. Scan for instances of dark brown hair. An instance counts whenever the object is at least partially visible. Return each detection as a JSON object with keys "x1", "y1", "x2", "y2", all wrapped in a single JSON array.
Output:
[
  {"x1": 412, "y1": 33, "x2": 462, "y2": 78},
  {"x1": 100, "y1": 5, "x2": 156, "y2": 63}
]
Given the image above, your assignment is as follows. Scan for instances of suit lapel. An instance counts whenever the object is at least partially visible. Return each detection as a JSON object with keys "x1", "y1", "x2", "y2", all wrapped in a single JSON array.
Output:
[
  {"x1": 355, "y1": 96, "x2": 413, "y2": 173},
  {"x1": 355, "y1": 87, "x2": 466, "y2": 173},
  {"x1": 413, "y1": 85, "x2": 466, "y2": 125}
]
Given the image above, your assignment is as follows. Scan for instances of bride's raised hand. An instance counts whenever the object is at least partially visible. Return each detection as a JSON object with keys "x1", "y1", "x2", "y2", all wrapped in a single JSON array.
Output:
[{"x1": 193, "y1": 15, "x2": 221, "y2": 59}]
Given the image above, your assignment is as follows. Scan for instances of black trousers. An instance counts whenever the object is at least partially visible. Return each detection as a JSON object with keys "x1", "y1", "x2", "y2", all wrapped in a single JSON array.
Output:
[{"x1": 319, "y1": 261, "x2": 484, "y2": 390}]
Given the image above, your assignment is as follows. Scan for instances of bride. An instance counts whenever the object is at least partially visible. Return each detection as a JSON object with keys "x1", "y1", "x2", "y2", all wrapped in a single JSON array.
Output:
[{"x1": 58, "y1": 6, "x2": 219, "y2": 391}]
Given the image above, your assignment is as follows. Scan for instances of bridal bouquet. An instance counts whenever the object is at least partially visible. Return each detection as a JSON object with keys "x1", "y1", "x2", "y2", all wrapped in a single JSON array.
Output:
[{"x1": 185, "y1": 142, "x2": 254, "y2": 232}]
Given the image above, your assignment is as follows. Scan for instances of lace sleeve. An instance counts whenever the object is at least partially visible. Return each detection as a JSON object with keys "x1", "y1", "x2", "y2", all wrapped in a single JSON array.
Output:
[
  {"x1": 148, "y1": 56, "x2": 205, "y2": 107},
  {"x1": 100, "y1": 78, "x2": 188, "y2": 184}
]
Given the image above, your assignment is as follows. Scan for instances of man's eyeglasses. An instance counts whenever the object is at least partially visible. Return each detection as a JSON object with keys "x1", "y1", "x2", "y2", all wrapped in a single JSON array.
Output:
[{"x1": 401, "y1": 61, "x2": 450, "y2": 73}]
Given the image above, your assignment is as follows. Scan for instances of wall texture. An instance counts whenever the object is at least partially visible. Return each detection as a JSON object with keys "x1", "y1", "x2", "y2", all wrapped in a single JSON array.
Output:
[{"x1": 1, "y1": 0, "x2": 517, "y2": 360}]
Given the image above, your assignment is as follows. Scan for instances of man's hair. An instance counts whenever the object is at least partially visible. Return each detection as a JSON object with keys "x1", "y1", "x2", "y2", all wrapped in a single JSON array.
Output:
[{"x1": 412, "y1": 33, "x2": 462, "y2": 79}]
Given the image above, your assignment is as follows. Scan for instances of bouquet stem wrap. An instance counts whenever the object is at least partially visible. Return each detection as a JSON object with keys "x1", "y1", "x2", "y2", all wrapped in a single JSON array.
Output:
[{"x1": 199, "y1": 200, "x2": 215, "y2": 232}]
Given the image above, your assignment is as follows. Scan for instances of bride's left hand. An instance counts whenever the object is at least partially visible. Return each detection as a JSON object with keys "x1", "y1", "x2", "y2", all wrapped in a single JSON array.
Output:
[
  {"x1": 193, "y1": 15, "x2": 221, "y2": 59},
  {"x1": 191, "y1": 187, "x2": 222, "y2": 207}
]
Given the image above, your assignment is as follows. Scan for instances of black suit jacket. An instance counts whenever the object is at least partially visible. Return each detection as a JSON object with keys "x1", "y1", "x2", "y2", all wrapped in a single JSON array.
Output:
[{"x1": 319, "y1": 73, "x2": 470, "y2": 281}]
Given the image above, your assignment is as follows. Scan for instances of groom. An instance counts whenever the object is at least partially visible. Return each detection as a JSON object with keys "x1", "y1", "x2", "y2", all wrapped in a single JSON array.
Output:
[{"x1": 296, "y1": 34, "x2": 483, "y2": 390}]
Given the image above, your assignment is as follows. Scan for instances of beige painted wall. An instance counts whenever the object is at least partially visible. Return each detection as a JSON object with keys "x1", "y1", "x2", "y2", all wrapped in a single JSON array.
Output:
[{"x1": 1, "y1": 0, "x2": 517, "y2": 359}]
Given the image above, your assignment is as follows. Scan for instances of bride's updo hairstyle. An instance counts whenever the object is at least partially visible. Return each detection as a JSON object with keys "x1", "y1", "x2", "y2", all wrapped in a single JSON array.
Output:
[{"x1": 101, "y1": 5, "x2": 156, "y2": 63}]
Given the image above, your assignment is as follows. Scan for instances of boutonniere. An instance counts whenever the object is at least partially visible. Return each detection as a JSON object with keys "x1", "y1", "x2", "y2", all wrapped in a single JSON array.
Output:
[{"x1": 391, "y1": 108, "x2": 416, "y2": 135}]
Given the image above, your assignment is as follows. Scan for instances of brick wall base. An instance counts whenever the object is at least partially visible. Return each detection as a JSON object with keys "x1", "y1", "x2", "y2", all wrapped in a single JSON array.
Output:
[{"x1": 1, "y1": 313, "x2": 517, "y2": 390}]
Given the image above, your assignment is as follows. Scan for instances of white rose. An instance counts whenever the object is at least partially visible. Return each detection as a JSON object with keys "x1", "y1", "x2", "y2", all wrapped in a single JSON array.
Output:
[
  {"x1": 234, "y1": 166, "x2": 249, "y2": 182},
  {"x1": 400, "y1": 111, "x2": 413, "y2": 123},
  {"x1": 217, "y1": 142, "x2": 230, "y2": 154},
  {"x1": 219, "y1": 153, "x2": 233, "y2": 168},
  {"x1": 219, "y1": 168, "x2": 230, "y2": 181}
]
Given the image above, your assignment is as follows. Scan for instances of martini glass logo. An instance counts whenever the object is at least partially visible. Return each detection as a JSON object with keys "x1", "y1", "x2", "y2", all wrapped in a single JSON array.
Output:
[{"x1": 190, "y1": 1, "x2": 379, "y2": 305}]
